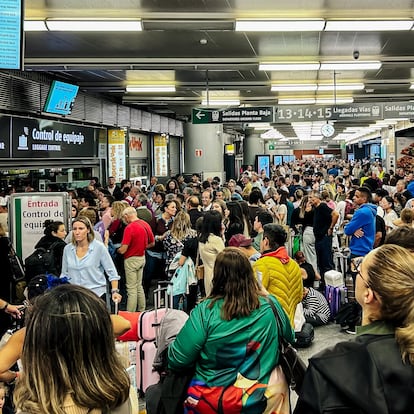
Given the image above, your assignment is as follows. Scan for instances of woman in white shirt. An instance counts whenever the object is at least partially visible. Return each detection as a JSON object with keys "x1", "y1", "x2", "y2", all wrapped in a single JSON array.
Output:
[{"x1": 379, "y1": 196, "x2": 398, "y2": 233}]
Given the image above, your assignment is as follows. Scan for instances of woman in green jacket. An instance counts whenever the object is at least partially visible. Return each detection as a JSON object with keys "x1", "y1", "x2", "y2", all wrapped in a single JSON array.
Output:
[{"x1": 168, "y1": 247, "x2": 294, "y2": 414}]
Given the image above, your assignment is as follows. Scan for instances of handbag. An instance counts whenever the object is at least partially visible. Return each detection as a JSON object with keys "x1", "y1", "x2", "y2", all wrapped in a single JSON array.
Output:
[
  {"x1": 195, "y1": 250, "x2": 204, "y2": 280},
  {"x1": 264, "y1": 296, "x2": 307, "y2": 395},
  {"x1": 8, "y1": 241, "x2": 26, "y2": 282}
]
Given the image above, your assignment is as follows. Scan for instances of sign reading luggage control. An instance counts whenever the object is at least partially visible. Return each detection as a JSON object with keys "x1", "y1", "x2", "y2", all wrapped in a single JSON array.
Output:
[{"x1": 192, "y1": 107, "x2": 275, "y2": 124}]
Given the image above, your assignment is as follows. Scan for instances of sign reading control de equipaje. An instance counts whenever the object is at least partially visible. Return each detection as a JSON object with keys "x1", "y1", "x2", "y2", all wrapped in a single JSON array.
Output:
[{"x1": 11, "y1": 117, "x2": 98, "y2": 158}]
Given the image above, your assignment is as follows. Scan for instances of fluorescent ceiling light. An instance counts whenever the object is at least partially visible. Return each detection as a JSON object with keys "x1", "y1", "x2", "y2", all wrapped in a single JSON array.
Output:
[
  {"x1": 201, "y1": 99, "x2": 240, "y2": 106},
  {"x1": 320, "y1": 61, "x2": 381, "y2": 70},
  {"x1": 24, "y1": 20, "x2": 48, "y2": 31},
  {"x1": 45, "y1": 20, "x2": 142, "y2": 31},
  {"x1": 235, "y1": 19, "x2": 325, "y2": 31},
  {"x1": 316, "y1": 97, "x2": 354, "y2": 104},
  {"x1": 260, "y1": 63, "x2": 320, "y2": 71},
  {"x1": 410, "y1": 84, "x2": 414, "y2": 89},
  {"x1": 252, "y1": 123, "x2": 271, "y2": 129},
  {"x1": 271, "y1": 84, "x2": 317, "y2": 92},
  {"x1": 126, "y1": 85, "x2": 175, "y2": 92},
  {"x1": 278, "y1": 98, "x2": 316, "y2": 105},
  {"x1": 317, "y1": 83, "x2": 364, "y2": 91},
  {"x1": 325, "y1": 20, "x2": 413, "y2": 31}
]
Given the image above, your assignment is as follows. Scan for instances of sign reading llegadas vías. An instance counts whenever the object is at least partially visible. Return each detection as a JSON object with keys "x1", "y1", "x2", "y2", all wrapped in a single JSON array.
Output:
[{"x1": 11, "y1": 117, "x2": 97, "y2": 158}]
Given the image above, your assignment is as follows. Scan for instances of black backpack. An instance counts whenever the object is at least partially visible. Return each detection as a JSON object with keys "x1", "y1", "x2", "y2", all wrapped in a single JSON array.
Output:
[{"x1": 24, "y1": 242, "x2": 59, "y2": 282}]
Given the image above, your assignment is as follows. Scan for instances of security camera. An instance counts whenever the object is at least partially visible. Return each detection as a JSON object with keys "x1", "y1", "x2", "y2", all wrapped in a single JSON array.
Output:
[{"x1": 353, "y1": 50, "x2": 360, "y2": 60}]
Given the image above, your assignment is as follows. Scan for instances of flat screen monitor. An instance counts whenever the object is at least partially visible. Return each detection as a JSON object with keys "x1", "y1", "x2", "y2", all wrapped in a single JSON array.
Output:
[
  {"x1": 273, "y1": 155, "x2": 283, "y2": 166},
  {"x1": 0, "y1": 0, "x2": 23, "y2": 69},
  {"x1": 44, "y1": 80, "x2": 79, "y2": 115},
  {"x1": 256, "y1": 154, "x2": 270, "y2": 178}
]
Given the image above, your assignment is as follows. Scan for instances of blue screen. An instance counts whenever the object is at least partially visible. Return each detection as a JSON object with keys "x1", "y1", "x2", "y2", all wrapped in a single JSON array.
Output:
[
  {"x1": 0, "y1": 0, "x2": 23, "y2": 69},
  {"x1": 44, "y1": 81, "x2": 79, "y2": 115}
]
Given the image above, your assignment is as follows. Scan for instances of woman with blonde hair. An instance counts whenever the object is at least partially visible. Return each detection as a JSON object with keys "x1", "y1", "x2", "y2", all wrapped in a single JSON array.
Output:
[
  {"x1": 61, "y1": 217, "x2": 121, "y2": 304},
  {"x1": 295, "y1": 244, "x2": 414, "y2": 413},
  {"x1": 13, "y1": 284, "x2": 136, "y2": 413},
  {"x1": 163, "y1": 211, "x2": 198, "y2": 312}
]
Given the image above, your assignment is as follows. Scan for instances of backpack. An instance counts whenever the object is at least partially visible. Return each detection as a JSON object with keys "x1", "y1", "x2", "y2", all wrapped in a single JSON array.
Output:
[{"x1": 24, "y1": 242, "x2": 59, "y2": 281}]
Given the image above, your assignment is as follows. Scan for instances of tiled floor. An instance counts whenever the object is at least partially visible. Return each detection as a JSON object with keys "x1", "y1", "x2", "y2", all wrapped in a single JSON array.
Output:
[{"x1": 139, "y1": 322, "x2": 353, "y2": 413}]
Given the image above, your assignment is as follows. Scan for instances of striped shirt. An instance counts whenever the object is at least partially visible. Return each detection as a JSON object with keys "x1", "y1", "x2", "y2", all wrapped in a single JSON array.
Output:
[{"x1": 302, "y1": 287, "x2": 331, "y2": 323}]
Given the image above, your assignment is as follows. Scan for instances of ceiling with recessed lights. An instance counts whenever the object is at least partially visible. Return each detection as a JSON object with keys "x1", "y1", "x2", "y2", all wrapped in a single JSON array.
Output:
[{"x1": 21, "y1": 0, "x2": 414, "y2": 143}]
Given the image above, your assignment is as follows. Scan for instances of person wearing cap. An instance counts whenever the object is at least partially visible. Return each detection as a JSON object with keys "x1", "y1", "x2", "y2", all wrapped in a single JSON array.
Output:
[
  {"x1": 253, "y1": 224, "x2": 303, "y2": 326},
  {"x1": 0, "y1": 196, "x2": 8, "y2": 234},
  {"x1": 228, "y1": 233, "x2": 260, "y2": 263}
]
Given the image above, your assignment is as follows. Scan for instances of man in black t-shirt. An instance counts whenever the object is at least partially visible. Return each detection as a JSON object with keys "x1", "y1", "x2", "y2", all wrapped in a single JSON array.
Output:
[{"x1": 309, "y1": 191, "x2": 339, "y2": 289}]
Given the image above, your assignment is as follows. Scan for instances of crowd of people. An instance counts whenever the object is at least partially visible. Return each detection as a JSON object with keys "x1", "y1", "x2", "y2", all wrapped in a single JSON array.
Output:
[{"x1": 0, "y1": 157, "x2": 413, "y2": 412}]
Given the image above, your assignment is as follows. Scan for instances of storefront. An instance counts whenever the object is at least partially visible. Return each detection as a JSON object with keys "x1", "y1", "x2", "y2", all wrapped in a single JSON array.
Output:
[{"x1": 0, "y1": 115, "x2": 102, "y2": 191}]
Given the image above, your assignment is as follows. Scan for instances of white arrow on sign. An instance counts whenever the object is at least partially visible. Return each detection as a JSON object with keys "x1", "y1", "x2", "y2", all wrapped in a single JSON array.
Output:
[{"x1": 196, "y1": 111, "x2": 206, "y2": 120}]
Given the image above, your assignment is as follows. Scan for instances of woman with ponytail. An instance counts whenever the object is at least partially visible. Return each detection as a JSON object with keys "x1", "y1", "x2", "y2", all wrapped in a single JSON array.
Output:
[{"x1": 295, "y1": 244, "x2": 414, "y2": 414}]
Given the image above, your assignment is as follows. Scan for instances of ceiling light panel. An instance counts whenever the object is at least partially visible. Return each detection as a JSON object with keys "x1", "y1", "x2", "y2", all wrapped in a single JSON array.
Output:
[
  {"x1": 260, "y1": 63, "x2": 320, "y2": 71},
  {"x1": 235, "y1": 19, "x2": 325, "y2": 31},
  {"x1": 24, "y1": 20, "x2": 48, "y2": 31},
  {"x1": 325, "y1": 20, "x2": 413, "y2": 31},
  {"x1": 201, "y1": 99, "x2": 240, "y2": 106},
  {"x1": 320, "y1": 61, "x2": 381, "y2": 70},
  {"x1": 126, "y1": 85, "x2": 176, "y2": 92},
  {"x1": 45, "y1": 20, "x2": 142, "y2": 31},
  {"x1": 271, "y1": 84, "x2": 317, "y2": 92}
]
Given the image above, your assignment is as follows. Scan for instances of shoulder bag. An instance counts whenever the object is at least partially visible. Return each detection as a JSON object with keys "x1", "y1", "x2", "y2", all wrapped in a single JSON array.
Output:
[
  {"x1": 264, "y1": 296, "x2": 307, "y2": 395},
  {"x1": 195, "y1": 249, "x2": 204, "y2": 280},
  {"x1": 8, "y1": 240, "x2": 25, "y2": 282}
]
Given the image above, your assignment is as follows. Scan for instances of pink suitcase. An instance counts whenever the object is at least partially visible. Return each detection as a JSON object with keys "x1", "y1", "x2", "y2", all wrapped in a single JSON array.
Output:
[
  {"x1": 138, "y1": 308, "x2": 166, "y2": 341},
  {"x1": 136, "y1": 339, "x2": 160, "y2": 394},
  {"x1": 135, "y1": 281, "x2": 173, "y2": 395}
]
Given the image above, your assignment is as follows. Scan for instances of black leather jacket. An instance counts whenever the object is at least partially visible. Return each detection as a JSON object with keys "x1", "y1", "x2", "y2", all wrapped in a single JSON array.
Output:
[{"x1": 294, "y1": 322, "x2": 414, "y2": 414}]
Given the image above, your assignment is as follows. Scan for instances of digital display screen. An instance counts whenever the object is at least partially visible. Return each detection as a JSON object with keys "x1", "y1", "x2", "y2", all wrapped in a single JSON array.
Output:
[
  {"x1": 44, "y1": 80, "x2": 80, "y2": 115},
  {"x1": 0, "y1": 0, "x2": 23, "y2": 69},
  {"x1": 256, "y1": 155, "x2": 270, "y2": 178}
]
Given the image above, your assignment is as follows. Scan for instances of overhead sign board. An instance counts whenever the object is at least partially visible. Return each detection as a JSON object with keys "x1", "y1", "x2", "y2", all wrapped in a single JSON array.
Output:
[
  {"x1": 192, "y1": 107, "x2": 275, "y2": 124},
  {"x1": 193, "y1": 102, "x2": 414, "y2": 124},
  {"x1": 11, "y1": 117, "x2": 97, "y2": 158},
  {"x1": 276, "y1": 103, "x2": 382, "y2": 123},
  {"x1": 383, "y1": 103, "x2": 414, "y2": 119}
]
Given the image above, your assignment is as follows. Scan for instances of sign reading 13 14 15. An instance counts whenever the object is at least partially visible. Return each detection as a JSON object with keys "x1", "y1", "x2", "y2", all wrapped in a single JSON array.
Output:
[
  {"x1": 276, "y1": 103, "x2": 382, "y2": 123},
  {"x1": 277, "y1": 106, "x2": 333, "y2": 121}
]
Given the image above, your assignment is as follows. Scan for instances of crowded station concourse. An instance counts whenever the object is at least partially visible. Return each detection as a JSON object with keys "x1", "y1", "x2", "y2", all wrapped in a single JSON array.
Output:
[{"x1": 2, "y1": 156, "x2": 414, "y2": 412}]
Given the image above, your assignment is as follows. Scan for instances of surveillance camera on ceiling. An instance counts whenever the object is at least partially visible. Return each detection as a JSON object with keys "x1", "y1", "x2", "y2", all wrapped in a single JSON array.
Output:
[{"x1": 353, "y1": 50, "x2": 360, "y2": 60}]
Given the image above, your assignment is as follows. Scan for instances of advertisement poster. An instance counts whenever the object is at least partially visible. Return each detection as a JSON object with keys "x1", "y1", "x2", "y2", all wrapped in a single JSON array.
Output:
[
  {"x1": 396, "y1": 136, "x2": 414, "y2": 171},
  {"x1": 154, "y1": 135, "x2": 168, "y2": 176},
  {"x1": 9, "y1": 192, "x2": 71, "y2": 259},
  {"x1": 108, "y1": 129, "x2": 126, "y2": 182},
  {"x1": 129, "y1": 132, "x2": 148, "y2": 158}
]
